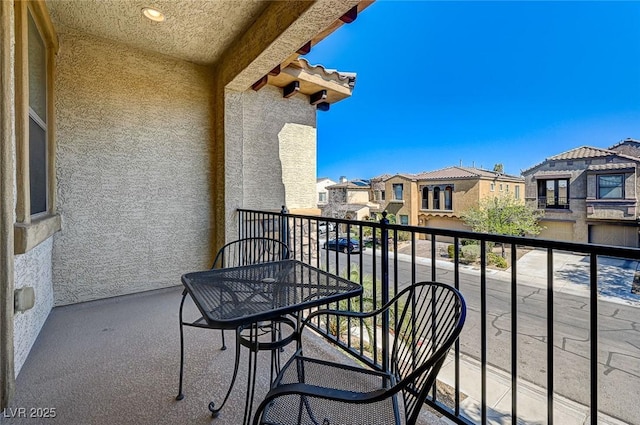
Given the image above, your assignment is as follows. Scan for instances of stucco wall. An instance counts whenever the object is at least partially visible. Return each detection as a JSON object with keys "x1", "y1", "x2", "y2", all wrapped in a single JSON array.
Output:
[
  {"x1": 14, "y1": 238, "x2": 53, "y2": 375},
  {"x1": 225, "y1": 85, "x2": 317, "y2": 241},
  {"x1": 53, "y1": 31, "x2": 214, "y2": 305}
]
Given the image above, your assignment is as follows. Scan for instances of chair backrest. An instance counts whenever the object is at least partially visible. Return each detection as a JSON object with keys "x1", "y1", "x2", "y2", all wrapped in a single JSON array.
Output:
[
  {"x1": 211, "y1": 237, "x2": 290, "y2": 269},
  {"x1": 390, "y1": 282, "x2": 466, "y2": 424}
]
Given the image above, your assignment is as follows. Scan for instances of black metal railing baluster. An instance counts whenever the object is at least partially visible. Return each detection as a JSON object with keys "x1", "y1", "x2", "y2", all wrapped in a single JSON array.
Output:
[
  {"x1": 380, "y1": 212, "x2": 390, "y2": 374},
  {"x1": 547, "y1": 248, "x2": 554, "y2": 425},
  {"x1": 590, "y1": 254, "x2": 598, "y2": 425},
  {"x1": 511, "y1": 243, "x2": 518, "y2": 424},
  {"x1": 480, "y1": 240, "x2": 487, "y2": 425}
]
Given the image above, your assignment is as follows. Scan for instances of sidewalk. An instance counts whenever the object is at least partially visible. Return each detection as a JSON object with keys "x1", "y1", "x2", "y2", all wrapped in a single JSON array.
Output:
[{"x1": 361, "y1": 246, "x2": 639, "y2": 424}]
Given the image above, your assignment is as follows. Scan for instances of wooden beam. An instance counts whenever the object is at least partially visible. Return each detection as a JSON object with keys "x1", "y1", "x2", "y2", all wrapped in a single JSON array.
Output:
[
  {"x1": 296, "y1": 41, "x2": 311, "y2": 55},
  {"x1": 283, "y1": 81, "x2": 300, "y2": 98},
  {"x1": 317, "y1": 102, "x2": 330, "y2": 112},
  {"x1": 339, "y1": 6, "x2": 358, "y2": 24},
  {"x1": 251, "y1": 75, "x2": 268, "y2": 91},
  {"x1": 310, "y1": 90, "x2": 327, "y2": 105},
  {"x1": 268, "y1": 64, "x2": 281, "y2": 76}
]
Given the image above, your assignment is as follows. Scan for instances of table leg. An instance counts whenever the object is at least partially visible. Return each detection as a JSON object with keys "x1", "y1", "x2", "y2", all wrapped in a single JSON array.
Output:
[
  {"x1": 209, "y1": 331, "x2": 242, "y2": 418},
  {"x1": 243, "y1": 323, "x2": 259, "y2": 425}
]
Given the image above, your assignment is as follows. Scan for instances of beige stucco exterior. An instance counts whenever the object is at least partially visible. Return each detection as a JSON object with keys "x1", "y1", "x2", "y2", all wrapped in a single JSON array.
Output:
[
  {"x1": 380, "y1": 169, "x2": 525, "y2": 231},
  {"x1": 0, "y1": 0, "x2": 366, "y2": 405}
]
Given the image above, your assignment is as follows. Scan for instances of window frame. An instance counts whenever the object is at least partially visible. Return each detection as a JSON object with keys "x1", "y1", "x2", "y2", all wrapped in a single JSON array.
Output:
[
  {"x1": 597, "y1": 174, "x2": 624, "y2": 199},
  {"x1": 537, "y1": 178, "x2": 570, "y2": 209},
  {"x1": 392, "y1": 183, "x2": 403, "y2": 201},
  {"x1": 13, "y1": 1, "x2": 60, "y2": 254}
]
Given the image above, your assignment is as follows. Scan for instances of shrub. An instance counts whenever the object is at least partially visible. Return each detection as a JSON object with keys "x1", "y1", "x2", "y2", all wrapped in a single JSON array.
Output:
[
  {"x1": 447, "y1": 244, "x2": 455, "y2": 258},
  {"x1": 488, "y1": 252, "x2": 508, "y2": 268},
  {"x1": 460, "y1": 245, "x2": 480, "y2": 264}
]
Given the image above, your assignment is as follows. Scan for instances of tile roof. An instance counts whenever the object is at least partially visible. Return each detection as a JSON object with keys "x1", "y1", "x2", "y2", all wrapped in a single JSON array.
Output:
[
  {"x1": 547, "y1": 146, "x2": 613, "y2": 160},
  {"x1": 413, "y1": 166, "x2": 522, "y2": 181},
  {"x1": 587, "y1": 162, "x2": 638, "y2": 171},
  {"x1": 297, "y1": 58, "x2": 356, "y2": 89}
]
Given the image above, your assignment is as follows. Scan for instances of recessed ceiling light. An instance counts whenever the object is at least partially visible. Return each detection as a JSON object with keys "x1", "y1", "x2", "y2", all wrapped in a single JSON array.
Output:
[{"x1": 142, "y1": 7, "x2": 165, "y2": 22}]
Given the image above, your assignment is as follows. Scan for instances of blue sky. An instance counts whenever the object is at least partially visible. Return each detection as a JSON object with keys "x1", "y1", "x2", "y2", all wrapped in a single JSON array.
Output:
[{"x1": 305, "y1": 1, "x2": 640, "y2": 180}]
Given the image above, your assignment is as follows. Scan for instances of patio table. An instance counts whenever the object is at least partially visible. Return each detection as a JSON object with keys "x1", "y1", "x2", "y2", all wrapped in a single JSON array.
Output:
[{"x1": 181, "y1": 259, "x2": 363, "y2": 424}]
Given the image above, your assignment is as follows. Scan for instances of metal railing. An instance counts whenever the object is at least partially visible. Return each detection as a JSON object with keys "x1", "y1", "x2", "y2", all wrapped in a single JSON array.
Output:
[
  {"x1": 237, "y1": 207, "x2": 640, "y2": 425},
  {"x1": 538, "y1": 196, "x2": 570, "y2": 209}
]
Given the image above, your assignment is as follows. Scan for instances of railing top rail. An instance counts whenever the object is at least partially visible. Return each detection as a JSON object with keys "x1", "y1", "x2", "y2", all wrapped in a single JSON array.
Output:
[{"x1": 237, "y1": 208, "x2": 640, "y2": 259}]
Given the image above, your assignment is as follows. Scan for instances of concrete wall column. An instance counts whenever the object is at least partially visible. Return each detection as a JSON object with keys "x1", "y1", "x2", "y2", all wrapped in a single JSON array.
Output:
[{"x1": 0, "y1": 0, "x2": 16, "y2": 408}]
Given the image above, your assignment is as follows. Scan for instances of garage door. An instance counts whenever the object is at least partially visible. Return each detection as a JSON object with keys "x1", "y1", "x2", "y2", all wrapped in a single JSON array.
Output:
[
  {"x1": 589, "y1": 224, "x2": 639, "y2": 248},
  {"x1": 538, "y1": 221, "x2": 573, "y2": 242}
]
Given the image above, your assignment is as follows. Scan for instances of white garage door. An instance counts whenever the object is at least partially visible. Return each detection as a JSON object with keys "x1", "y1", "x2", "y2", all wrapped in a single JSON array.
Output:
[
  {"x1": 589, "y1": 224, "x2": 639, "y2": 248},
  {"x1": 538, "y1": 221, "x2": 574, "y2": 242}
]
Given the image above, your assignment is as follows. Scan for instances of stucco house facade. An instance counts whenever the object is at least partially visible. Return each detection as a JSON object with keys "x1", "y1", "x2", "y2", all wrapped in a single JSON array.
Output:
[
  {"x1": 323, "y1": 178, "x2": 373, "y2": 220},
  {"x1": 316, "y1": 176, "x2": 337, "y2": 207},
  {"x1": 0, "y1": 0, "x2": 367, "y2": 407},
  {"x1": 378, "y1": 167, "x2": 525, "y2": 230},
  {"x1": 522, "y1": 138, "x2": 640, "y2": 247}
]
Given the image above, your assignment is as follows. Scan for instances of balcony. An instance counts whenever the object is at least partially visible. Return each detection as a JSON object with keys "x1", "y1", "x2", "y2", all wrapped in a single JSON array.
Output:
[
  {"x1": 236, "y1": 208, "x2": 640, "y2": 425},
  {"x1": 5, "y1": 208, "x2": 640, "y2": 425},
  {"x1": 537, "y1": 196, "x2": 570, "y2": 210}
]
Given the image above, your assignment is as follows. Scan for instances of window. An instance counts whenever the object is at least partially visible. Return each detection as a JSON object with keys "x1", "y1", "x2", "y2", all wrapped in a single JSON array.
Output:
[
  {"x1": 380, "y1": 190, "x2": 385, "y2": 201},
  {"x1": 490, "y1": 183, "x2": 495, "y2": 192},
  {"x1": 515, "y1": 186, "x2": 520, "y2": 200},
  {"x1": 506, "y1": 184, "x2": 509, "y2": 193},
  {"x1": 433, "y1": 187, "x2": 440, "y2": 210},
  {"x1": 318, "y1": 192, "x2": 327, "y2": 203},
  {"x1": 537, "y1": 178, "x2": 569, "y2": 209},
  {"x1": 13, "y1": 2, "x2": 61, "y2": 254},
  {"x1": 400, "y1": 215, "x2": 409, "y2": 225},
  {"x1": 421, "y1": 187, "x2": 429, "y2": 209},
  {"x1": 499, "y1": 183, "x2": 503, "y2": 192},
  {"x1": 598, "y1": 174, "x2": 624, "y2": 199},
  {"x1": 444, "y1": 186, "x2": 453, "y2": 210},
  {"x1": 393, "y1": 184, "x2": 403, "y2": 200}
]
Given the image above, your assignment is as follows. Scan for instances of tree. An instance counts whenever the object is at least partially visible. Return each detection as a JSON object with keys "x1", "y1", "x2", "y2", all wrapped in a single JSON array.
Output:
[
  {"x1": 461, "y1": 195, "x2": 543, "y2": 257},
  {"x1": 493, "y1": 163, "x2": 504, "y2": 173}
]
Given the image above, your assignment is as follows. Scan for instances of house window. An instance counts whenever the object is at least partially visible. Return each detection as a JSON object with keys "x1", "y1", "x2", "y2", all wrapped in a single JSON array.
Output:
[
  {"x1": 13, "y1": 2, "x2": 60, "y2": 254},
  {"x1": 393, "y1": 184, "x2": 403, "y2": 200},
  {"x1": 506, "y1": 184, "x2": 509, "y2": 193},
  {"x1": 433, "y1": 187, "x2": 440, "y2": 210},
  {"x1": 444, "y1": 186, "x2": 453, "y2": 210},
  {"x1": 499, "y1": 183, "x2": 503, "y2": 192},
  {"x1": 400, "y1": 215, "x2": 409, "y2": 225},
  {"x1": 380, "y1": 190, "x2": 385, "y2": 201},
  {"x1": 598, "y1": 174, "x2": 624, "y2": 199},
  {"x1": 537, "y1": 179, "x2": 569, "y2": 209},
  {"x1": 421, "y1": 187, "x2": 429, "y2": 209},
  {"x1": 318, "y1": 192, "x2": 327, "y2": 203},
  {"x1": 27, "y1": 11, "x2": 48, "y2": 215},
  {"x1": 490, "y1": 183, "x2": 495, "y2": 192},
  {"x1": 515, "y1": 186, "x2": 520, "y2": 199}
]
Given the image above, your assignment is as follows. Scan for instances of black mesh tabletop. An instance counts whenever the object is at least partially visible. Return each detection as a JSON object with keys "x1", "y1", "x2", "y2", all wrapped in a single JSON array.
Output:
[{"x1": 181, "y1": 260, "x2": 362, "y2": 328}]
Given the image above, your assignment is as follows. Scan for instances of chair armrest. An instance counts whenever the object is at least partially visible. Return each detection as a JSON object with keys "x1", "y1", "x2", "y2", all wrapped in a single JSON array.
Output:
[{"x1": 252, "y1": 383, "x2": 387, "y2": 425}]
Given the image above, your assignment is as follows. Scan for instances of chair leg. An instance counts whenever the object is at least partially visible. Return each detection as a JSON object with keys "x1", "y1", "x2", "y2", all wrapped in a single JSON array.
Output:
[
  {"x1": 176, "y1": 290, "x2": 188, "y2": 401},
  {"x1": 220, "y1": 329, "x2": 227, "y2": 350}
]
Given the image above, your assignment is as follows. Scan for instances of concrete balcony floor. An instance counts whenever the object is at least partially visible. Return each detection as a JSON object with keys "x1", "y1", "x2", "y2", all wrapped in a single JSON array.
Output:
[{"x1": 4, "y1": 286, "x2": 445, "y2": 425}]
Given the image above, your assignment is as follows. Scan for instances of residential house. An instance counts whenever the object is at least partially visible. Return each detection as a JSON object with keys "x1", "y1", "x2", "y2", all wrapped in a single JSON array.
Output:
[
  {"x1": 378, "y1": 167, "x2": 525, "y2": 230},
  {"x1": 316, "y1": 177, "x2": 336, "y2": 208},
  {"x1": 323, "y1": 177, "x2": 374, "y2": 220},
  {"x1": 522, "y1": 138, "x2": 640, "y2": 247},
  {"x1": 0, "y1": 0, "x2": 366, "y2": 406}
]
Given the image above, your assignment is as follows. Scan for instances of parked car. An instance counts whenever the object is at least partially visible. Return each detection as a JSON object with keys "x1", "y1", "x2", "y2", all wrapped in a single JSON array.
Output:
[
  {"x1": 318, "y1": 222, "x2": 336, "y2": 234},
  {"x1": 323, "y1": 238, "x2": 363, "y2": 253}
]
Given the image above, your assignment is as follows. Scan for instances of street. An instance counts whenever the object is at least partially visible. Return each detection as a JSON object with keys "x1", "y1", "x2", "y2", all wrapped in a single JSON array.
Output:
[{"x1": 317, "y1": 247, "x2": 640, "y2": 424}]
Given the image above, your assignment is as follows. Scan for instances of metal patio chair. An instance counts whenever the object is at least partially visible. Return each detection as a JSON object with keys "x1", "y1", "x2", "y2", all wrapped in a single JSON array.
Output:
[
  {"x1": 252, "y1": 281, "x2": 466, "y2": 425},
  {"x1": 176, "y1": 237, "x2": 290, "y2": 402}
]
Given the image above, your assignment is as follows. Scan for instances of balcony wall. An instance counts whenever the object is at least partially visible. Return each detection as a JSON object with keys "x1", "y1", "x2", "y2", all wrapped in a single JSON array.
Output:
[
  {"x1": 52, "y1": 30, "x2": 215, "y2": 305},
  {"x1": 224, "y1": 85, "x2": 317, "y2": 242}
]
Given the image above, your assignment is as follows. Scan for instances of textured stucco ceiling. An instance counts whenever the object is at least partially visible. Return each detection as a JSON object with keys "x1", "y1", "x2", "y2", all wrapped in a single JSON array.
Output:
[{"x1": 45, "y1": 0, "x2": 269, "y2": 65}]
